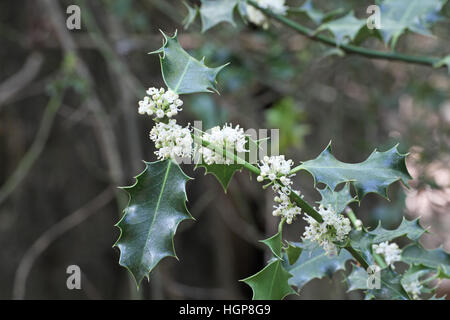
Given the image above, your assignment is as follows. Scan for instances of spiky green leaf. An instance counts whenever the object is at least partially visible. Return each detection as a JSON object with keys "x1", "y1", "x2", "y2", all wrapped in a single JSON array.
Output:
[
  {"x1": 368, "y1": 217, "x2": 426, "y2": 244},
  {"x1": 316, "y1": 11, "x2": 367, "y2": 45},
  {"x1": 114, "y1": 160, "x2": 193, "y2": 286},
  {"x1": 241, "y1": 259, "x2": 296, "y2": 300},
  {"x1": 150, "y1": 31, "x2": 228, "y2": 94},
  {"x1": 300, "y1": 143, "x2": 411, "y2": 200},
  {"x1": 379, "y1": 0, "x2": 447, "y2": 48},
  {"x1": 195, "y1": 163, "x2": 243, "y2": 192},
  {"x1": 347, "y1": 264, "x2": 370, "y2": 291},
  {"x1": 199, "y1": 0, "x2": 240, "y2": 32},
  {"x1": 317, "y1": 183, "x2": 357, "y2": 214},
  {"x1": 283, "y1": 241, "x2": 352, "y2": 292},
  {"x1": 348, "y1": 230, "x2": 376, "y2": 266},
  {"x1": 402, "y1": 244, "x2": 450, "y2": 278}
]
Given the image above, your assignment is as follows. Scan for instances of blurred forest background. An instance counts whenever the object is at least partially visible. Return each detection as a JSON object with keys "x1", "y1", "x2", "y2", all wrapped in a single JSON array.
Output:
[{"x1": 0, "y1": 0, "x2": 449, "y2": 299}]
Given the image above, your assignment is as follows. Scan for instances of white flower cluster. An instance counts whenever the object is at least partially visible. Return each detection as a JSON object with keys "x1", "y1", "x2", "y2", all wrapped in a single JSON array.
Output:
[
  {"x1": 403, "y1": 280, "x2": 422, "y2": 300},
  {"x1": 149, "y1": 120, "x2": 193, "y2": 160},
  {"x1": 302, "y1": 206, "x2": 352, "y2": 255},
  {"x1": 272, "y1": 184, "x2": 302, "y2": 224},
  {"x1": 197, "y1": 124, "x2": 248, "y2": 165},
  {"x1": 138, "y1": 87, "x2": 183, "y2": 119},
  {"x1": 372, "y1": 241, "x2": 401, "y2": 268},
  {"x1": 246, "y1": 0, "x2": 288, "y2": 29},
  {"x1": 256, "y1": 156, "x2": 301, "y2": 224},
  {"x1": 257, "y1": 155, "x2": 294, "y2": 184}
]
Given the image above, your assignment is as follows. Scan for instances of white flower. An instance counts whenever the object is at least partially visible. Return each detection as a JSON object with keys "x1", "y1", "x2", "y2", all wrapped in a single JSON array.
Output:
[
  {"x1": 149, "y1": 120, "x2": 193, "y2": 160},
  {"x1": 272, "y1": 186, "x2": 302, "y2": 224},
  {"x1": 372, "y1": 241, "x2": 401, "y2": 268},
  {"x1": 403, "y1": 280, "x2": 422, "y2": 300},
  {"x1": 257, "y1": 155, "x2": 294, "y2": 184},
  {"x1": 302, "y1": 206, "x2": 352, "y2": 255},
  {"x1": 138, "y1": 87, "x2": 183, "y2": 119},
  {"x1": 246, "y1": 0, "x2": 288, "y2": 28},
  {"x1": 197, "y1": 123, "x2": 248, "y2": 165}
]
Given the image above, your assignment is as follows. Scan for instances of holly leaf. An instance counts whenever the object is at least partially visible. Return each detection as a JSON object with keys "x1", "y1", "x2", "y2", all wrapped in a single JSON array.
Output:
[
  {"x1": 241, "y1": 259, "x2": 296, "y2": 300},
  {"x1": 291, "y1": 0, "x2": 345, "y2": 25},
  {"x1": 283, "y1": 241, "x2": 352, "y2": 292},
  {"x1": 183, "y1": 1, "x2": 199, "y2": 30},
  {"x1": 379, "y1": 0, "x2": 447, "y2": 48},
  {"x1": 367, "y1": 269, "x2": 410, "y2": 300},
  {"x1": 150, "y1": 31, "x2": 228, "y2": 94},
  {"x1": 347, "y1": 264, "x2": 370, "y2": 291},
  {"x1": 316, "y1": 11, "x2": 367, "y2": 45},
  {"x1": 317, "y1": 183, "x2": 357, "y2": 214},
  {"x1": 348, "y1": 230, "x2": 376, "y2": 266},
  {"x1": 402, "y1": 244, "x2": 450, "y2": 278},
  {"x1": 285, "y1": 241, "x2": 302, "y2": 265},
  {"x1": 434, "y1": 55, "x2": 450, "y2": 73},
  {"x1": 260, "y1": 229, "x2": 283, "y2": 259},
  {"x1": 195, "y1": 163, "x2": 243, "y2": 192},
  {"x1": 300, "y1": 143, "x2": 411, "y2": 200},
  {"x1": 368, "y1": 217, "x2": 426, "y2": 243},
  {"x1": 199, "y1": 0, "x2": 240, "y2": 32},
  {"x1": 114, "y1": 160, "x2": 193, "y2": 286}
]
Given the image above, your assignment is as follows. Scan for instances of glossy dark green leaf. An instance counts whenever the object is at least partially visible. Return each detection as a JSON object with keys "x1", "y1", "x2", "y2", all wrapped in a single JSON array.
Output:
[
  {"x1": 300, "y1": 143, "x2": 411, "y2": 200},
  {"x1": 368, "y1": 217, "x2": 426, "y2": 243},
  {"x1": 241, "y1": 259, "x2": 296, "y2": 300},
  {"x1": 284, "y1": 241, "x2": 352, "y2": 292},
  {"x1": 317, "y1": 183, "x2": 357, "y2": 214},
  {"x1": 195, "y1": 162, "x2": 243, "y2": 192},
  {"x1": 115, "y1": 160, "x2": 193, "y2": 286},
  {"x1": 150, "y1": 31, "x2": 228, "y2": 94},
  {"x1": 260, "y1": 229, "x2": 283, "y2": 259},
  {"x1": 402, "y1": 244, "x2": 450, "y2": 278},
  {"x1": 285, "y1": 241, "x2": 302, "y2": 265}
]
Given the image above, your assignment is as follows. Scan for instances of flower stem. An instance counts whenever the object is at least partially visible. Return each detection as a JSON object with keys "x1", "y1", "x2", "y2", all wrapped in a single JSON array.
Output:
[{"x1": 193, "y1": 134, "x2": 368, "y2": 267}]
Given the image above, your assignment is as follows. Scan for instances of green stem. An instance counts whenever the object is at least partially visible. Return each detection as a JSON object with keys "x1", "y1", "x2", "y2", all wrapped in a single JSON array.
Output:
[
  {"x1": 373, "y1": 253, "x2": 388, "y2": 269},
  {"x1": 345, "y1": 207, "x2": 359, "y2": 229},
  {"x1": 192, "y1": 134, "x2": 369, "y2": 266},
  {"x1": 247, "y1": 0, "x2": 442, "y2": 67}
]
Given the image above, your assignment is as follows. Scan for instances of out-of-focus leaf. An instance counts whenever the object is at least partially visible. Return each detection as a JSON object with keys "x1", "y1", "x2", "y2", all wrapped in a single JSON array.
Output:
[
  {"x1": 316, "y1": 11, "x2": 367, "y2": 45},
  {"x1": 183, "y1": 1, "x2": 199, "y2": 29},
  {"x1": 150, "y1": 31, "x2": 228, "y2": 94},
  {"x1": 379, "y1": 0, "x2": 448, "y2": 48},
  {"x1": 265, "y1": 97, "x2": 309, "y2": 152},
  {"x1": 433, "y1": 55, "x2": 450, "y2": 73},
  {"x1": 199, "y1": 0, "x2": 240, "y2": 32}
]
